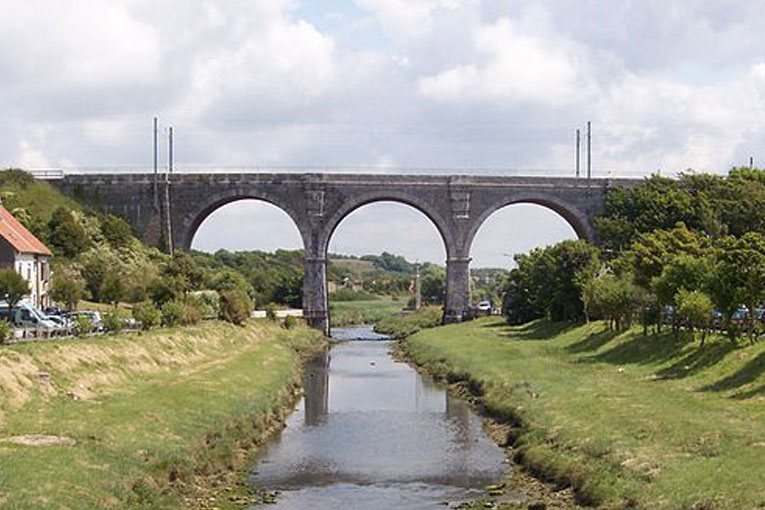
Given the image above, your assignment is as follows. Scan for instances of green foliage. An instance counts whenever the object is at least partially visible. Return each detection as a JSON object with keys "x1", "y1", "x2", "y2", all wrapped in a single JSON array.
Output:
[
  {"x1": 100, "y1": 214, "x2": 132, "y2": 248},
  {"x1": 49, "y1": 271, "x2": 84, "y2": 311},
  {"x1": 133, "y1": 301, "x2": 162, "y2": 330},
  {"x1": 220, "y1": 290, "x2": 252, "y2": 325},
  {"x1": 132, "y1": 301, "x2": 161, "y2": 330},
  {"x1": 503, "y1": 240, "x2": 601, "y2": 324},
  {"x1": 329, "y1": 288, "x2": 379, "y2": 301},
  {"x1": 0, "y1": 268, "x2": 30, "y2": 312},
  {"x1": 81, "y1": 254, "x2": 109, "y2": 301},
  {"x1": 376, "y1": 306, "x2": 442, "y2": 338},
  {"x1": 188, "y1": 291, "x2": 220, "y2": 320},
  {"x1": 75, "y1": 314, "x2": 94, "y2": 336},
  {"x1": 0, "y1": 320, "x2": 13, "y2": 344},
  {"x1": 47, "y1": 206, "x2": 90, "y2": 258},
  {"x1": 264, "y1": 302, "x2": 278, "y2": 321},
  {"x1": 583, "y1": 273, "x2": 649, "y2": 330},
  {"x1": 420, "y1": 264, "x2": 446, "y2": 305},
  {"x1": 282, "y1": 314, "x2": 298, "y2": 330},
  {"x1": 100, "y1": 271, "x2": 125, "y2": 306},
  {"x1": 103, "y1": 309, "x2": 128, "y2": 332},
  {"x1": 675, "y1": 289, "x2": 714, "y2": 342},
  {"x1": 160, "y1": 300, "x2": 184, "y2": 327}
]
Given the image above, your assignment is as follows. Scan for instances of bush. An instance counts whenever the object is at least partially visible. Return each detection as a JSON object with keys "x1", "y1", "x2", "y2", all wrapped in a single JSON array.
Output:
[
  {"x1": 103, "y1": 309, "x2": 128, "y2": 332},
  {"x1": 161, "y1": 301, "x2": 184, "y2": 327},
  {"x1": 48, "y1": 207, "x2": 90, "y2": 258},
  {"x1": 188, "y1": 291, "x2": 220, "y2": 320},
  {"x1": 180, "y1": 302, "x2": 201, "y2": 326},
  {"x1": 283, "y1": 314, "x2": 298, "y2": 330},
  {"x1": 75, "y1": 315, "x2": 94, "y2": 336},
  {"x1": 264, "y1": 302, "x2": 278, "y2": 322},
  {"x1": 101, "y1": 214, "x2": 132, "y2": 248},
  {"x1": 220, "y1": 290, "x2": 252, "y2": 325},
  {"x1": 0, "y1": 320, "x2": 13, "y2": 345},
  {"x1": 132, "y1": 301, "x2": 161, "y2": 330},
  {"x1": 329, "y1": 289, "x2": 378, "y2": 302}
]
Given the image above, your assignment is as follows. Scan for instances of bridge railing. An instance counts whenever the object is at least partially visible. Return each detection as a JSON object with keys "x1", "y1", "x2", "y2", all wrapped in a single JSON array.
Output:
[{"x1": 25, "y1": 165, "x2": 638, "y2": 179}]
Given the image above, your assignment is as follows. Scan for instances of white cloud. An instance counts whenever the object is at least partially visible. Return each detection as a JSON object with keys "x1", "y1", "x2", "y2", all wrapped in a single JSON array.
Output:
[
  {"x1": 354, "y1": 0, "x2": 477, "y2": 40},
  {"x1": 418, "y1": 16, "x2": 586, "y2": 106}
]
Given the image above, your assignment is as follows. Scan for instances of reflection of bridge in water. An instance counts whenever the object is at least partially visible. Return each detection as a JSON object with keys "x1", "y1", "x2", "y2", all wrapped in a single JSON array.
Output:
[{"x1": 41, "y1": 171, "x2": 637, "y2": 334}]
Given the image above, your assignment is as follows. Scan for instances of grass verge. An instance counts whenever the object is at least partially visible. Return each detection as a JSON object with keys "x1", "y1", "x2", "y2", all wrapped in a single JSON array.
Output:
[
  {"x1": 0, "y1": 320, "x2": 326, "y2": 510},
  {"x1": 328, "y1": 296, "x2": 406, "y2": 327},
  {"x1": 403, "y1": 318, "x2": 765, "y2": 510},
  {"x1": 375, "y1": 305, "x2": 442, "y2": 338}
]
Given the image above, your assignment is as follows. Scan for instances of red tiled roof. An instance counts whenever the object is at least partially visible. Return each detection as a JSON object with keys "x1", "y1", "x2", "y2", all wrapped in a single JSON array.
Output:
[{"x1": 0, "y1": 206, "x2": 52, "y2": 256}]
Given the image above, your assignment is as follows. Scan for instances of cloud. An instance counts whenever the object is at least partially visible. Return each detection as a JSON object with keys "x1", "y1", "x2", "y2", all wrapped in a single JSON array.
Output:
[
  {"x1": 418, "y1": 16, "x2": 585, "y2": 106},
  {"x1": 354, "y1": 0, "x2": 477, "y2": 40}
]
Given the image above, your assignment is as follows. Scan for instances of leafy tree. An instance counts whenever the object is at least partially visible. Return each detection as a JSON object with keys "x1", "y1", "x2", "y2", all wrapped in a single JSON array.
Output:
[
  {"x1": 716, "y1": 233, "x2": 765, "y2": 342},
  {"x1": 0, "y1": 268, "x2": 30, "y2": 321},
  {"x1": 100, "y1": 214, "x2": 132, "y2": 248},
  {"x1": 583, "y1": 272, "x2": 648, "y2": 331},
  {"x1": 420, "y1": 264, "x2": 445, "y2": 305},
  {"x1": 675, "y1": 289, "x2": 714, "y2": 346},
  {"x1": 100, "y1": 271, "x2": 125, "y2": 307},
  {"x1": 132, "y1": 301, "x2": 161, "y2": 330},
  {"x1": 47, "y1": 207, "x2": 90, "y2": 258},
  {"x1": 81, "y1": 256, "x2": 109, "y2": 301},
  {"x1": 50, "y1": 273, "x2": 84, "y2": 315}
]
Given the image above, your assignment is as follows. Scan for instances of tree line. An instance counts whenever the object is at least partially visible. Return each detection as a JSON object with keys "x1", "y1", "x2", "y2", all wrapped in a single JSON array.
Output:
[{"x1": 502, "y1": 168, "x2": 765, "y2": 345}]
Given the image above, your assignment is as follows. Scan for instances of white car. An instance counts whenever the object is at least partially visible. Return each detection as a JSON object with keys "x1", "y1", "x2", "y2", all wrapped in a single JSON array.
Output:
[{"x1": 477, "y1": 301, "x2": 492, "y2": 312}]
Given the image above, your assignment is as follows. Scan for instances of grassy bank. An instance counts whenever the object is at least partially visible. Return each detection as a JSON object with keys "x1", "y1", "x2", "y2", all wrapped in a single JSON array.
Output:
[
  {"x1": 0, "y1": 320, "x2": 326, "y2": 510},
  {"x1": 328, "y1": 296, "x2": 406, "y2": 326},
  {"x1": 375, "y1": 305, "x2": 442, "y2": 338},
  {"x1": 404, "y1": 318, "x2": 765, "y2": 509}
]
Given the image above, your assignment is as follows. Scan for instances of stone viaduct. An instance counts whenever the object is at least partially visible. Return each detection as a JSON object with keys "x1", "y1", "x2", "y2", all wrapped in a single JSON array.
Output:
[{"x1": 45, "y1": 172, "x2": 636, "y2": 334}]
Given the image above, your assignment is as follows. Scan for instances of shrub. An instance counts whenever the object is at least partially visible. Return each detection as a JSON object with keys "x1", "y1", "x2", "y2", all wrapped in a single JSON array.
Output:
[
  {"x1": 75, "y1": 315, "x2": 94, "y2": 336},
  {"x1": 161, "y1": 301, "x2": 184, "y2": 327},
  {"x1": 188, "y1": 291, "x2": 220, "y2": 320},
  {"x1": 220, "y1": 290, "x2": 252, "y2": 325},
  {"x1": 101, "y1": 214, "x2": 132, "y2": 248},
  {"x1": 48, "y1": 207, "x2": 90, "y2": 258},
  {"x1": 283, "y1": 314, "x2": 298, "y2": 330},
  {"x1": 103, "y1": 309, "x2": 127, "y2": 332},
  {"x1": 0, "y1": 320, "x2": 13, "y2": 345},
  {"x1": 132, "y1": 301, "x2": 161, "y2": 330},
  {"x1": 180, "y1": 302, "x2": 201, "y2": 326},
  {"x1": 264, "y1": 302, "x2": 278, "y2": 322}
]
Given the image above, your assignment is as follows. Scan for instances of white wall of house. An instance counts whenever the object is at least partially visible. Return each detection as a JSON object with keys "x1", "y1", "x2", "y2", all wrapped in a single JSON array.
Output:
[{"x1": 14, "y1": 253, "x2": 51, "y2": 309}]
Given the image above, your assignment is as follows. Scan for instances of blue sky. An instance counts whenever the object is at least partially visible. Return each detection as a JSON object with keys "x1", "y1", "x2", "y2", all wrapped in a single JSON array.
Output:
[{"x1": 2, "y1": 0, "x2": 765, "y2": 266}]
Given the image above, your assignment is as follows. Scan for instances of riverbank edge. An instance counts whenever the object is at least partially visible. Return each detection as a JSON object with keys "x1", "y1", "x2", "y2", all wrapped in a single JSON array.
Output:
[
  {"x1": 182, "y1": 330, "x2": 330, "y2": 510},
  {"x1": 395, "y1": 337, "x2": 582, "y2": 510}
]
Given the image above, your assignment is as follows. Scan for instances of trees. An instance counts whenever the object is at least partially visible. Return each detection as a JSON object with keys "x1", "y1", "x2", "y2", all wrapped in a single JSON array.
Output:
[
  {"x1": 0, "y1": 268, "x2": 30, "y2": 320},
  {"x1": 675, "y1": 289, "x2": 714, "y2": 346},
  {"x1": 47, "y1": 207, "x2": 90, "y2": 258},
  {"x1": 716, "y1": 233, "x2": 765, "y2": 342},
  {"x1": 100, "y1": 214, "x2": 132, "y2": 248},
  {"x1": 50, "y1": 273, "x2": 84, "y2": 315},
  {"x1": 582, "y1": 273, "x2": 647, "y2": 331},
  {"x1": 502, "y1": 240, "x2": 600, "y2": 324}
]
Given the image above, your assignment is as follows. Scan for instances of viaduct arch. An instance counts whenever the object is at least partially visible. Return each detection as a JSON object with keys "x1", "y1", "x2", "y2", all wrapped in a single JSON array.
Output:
[{"x1": 46, "y1": 172, "x2": 636, "y2": 334}]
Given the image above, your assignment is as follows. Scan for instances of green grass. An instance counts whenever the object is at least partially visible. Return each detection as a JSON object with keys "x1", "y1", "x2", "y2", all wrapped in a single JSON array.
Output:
[
  {"x1": 375, "y1": 305, "x2": 443, "y2": 338},
  {"x1": 0, "y1": 169, "x2": 85, "y2": 222},
  {"x1": 0, "y1": 320, "x2": 326, "y2": 510},
  {"x1": 328, "y1": 296, "x2": 407, "y2": 326},
  {"x1": 404, "y1": 318, "x2": 765, "y2": 509}
]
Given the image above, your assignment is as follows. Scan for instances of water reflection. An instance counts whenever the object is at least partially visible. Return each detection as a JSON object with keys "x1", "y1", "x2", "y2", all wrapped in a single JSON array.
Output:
[{"x1": 248, "y1": 326, "x2": 506, "y2": 509}]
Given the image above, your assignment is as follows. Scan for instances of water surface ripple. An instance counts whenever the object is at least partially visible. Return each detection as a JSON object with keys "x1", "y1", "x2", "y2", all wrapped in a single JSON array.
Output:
[{"x1": 248, "y1": 325, "x2": 507, "y2": 509}]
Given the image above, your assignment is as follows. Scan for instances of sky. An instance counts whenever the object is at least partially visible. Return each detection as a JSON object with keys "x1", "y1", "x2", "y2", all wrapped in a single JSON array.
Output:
[{"x1": 2, "y1": 0, "x2": 765, "y2": 267}]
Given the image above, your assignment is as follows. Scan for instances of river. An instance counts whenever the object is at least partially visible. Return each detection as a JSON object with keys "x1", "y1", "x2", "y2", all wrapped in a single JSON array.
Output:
[{"x1": 247, "y1": 325, "x2": 508, "y2": 509}]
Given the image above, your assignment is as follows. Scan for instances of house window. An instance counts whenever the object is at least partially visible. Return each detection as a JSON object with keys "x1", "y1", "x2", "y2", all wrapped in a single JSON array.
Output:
[{"x1": 27, "y1": 266, "x2": 31, "y2": 281}]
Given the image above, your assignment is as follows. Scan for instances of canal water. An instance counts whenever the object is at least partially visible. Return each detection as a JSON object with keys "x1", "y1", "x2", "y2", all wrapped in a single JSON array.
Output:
[{"x1": 247, "y1": 325, "x2": 507, "y2": 509}]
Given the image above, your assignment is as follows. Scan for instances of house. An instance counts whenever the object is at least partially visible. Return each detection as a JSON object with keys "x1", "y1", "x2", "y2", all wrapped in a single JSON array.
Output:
[{"x1": 0, "y1": 200, "x2": 53, "y2": 309}]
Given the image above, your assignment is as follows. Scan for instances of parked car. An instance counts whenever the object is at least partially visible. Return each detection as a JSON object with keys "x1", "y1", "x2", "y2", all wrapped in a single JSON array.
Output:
[
  {"x1": 0, "y1": 301, "x2": 61, "y2": 329},
  {"x1": 66, "y1": 310, "x2": 104, "y2": 331},
  {"x1": 731, "y1": 307, "x2": 750, "y2": 326},
  {"x1": 44, "y1": 306, "x2": 64, "y2": 317}
]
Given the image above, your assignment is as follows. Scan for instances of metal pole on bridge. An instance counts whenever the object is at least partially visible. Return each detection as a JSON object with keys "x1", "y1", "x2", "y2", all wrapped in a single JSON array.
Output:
[
  {"x1": 576, "y1": 128, "x2": 581, "y2": 178},
  {"x1": 164, "y1": 127, "x2": 174, "y2": 255},
  {"x1": 587, "y1": 121, "x2": 592, "y2": 183},
  {"x1": 153, "y1": 117, "x2": 159, "y2": 212}
]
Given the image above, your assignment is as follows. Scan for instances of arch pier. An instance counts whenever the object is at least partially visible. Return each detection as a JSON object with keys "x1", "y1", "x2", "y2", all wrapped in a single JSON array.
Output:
[{"x1": 48, "y1": 173, "x2": 633, "y2": 334}]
